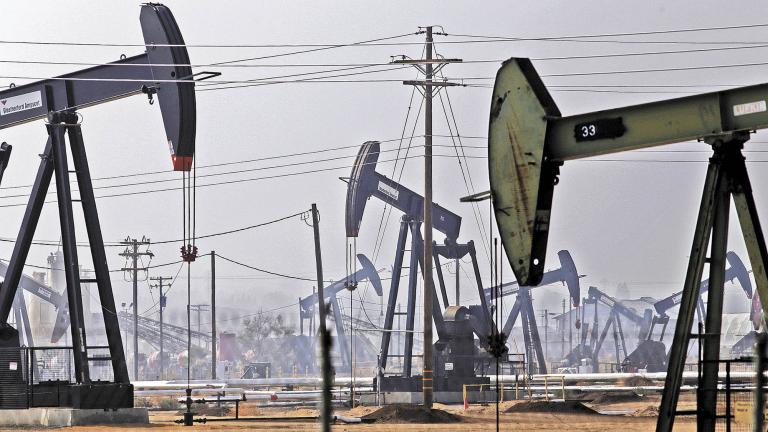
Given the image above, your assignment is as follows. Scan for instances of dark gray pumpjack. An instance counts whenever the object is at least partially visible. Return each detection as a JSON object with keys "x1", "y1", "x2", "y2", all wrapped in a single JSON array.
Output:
[
  {"x1": 486, "y1": 250, "x2": 581, "y2": 375},
  {"x1": 298, "y1": 254, "x2": 383, "y2": 371},
  {"x1": 0, "y1": 3, "x2": 197, "y2": 409},
  {"x1": 584, "y1": 286, "x2": 661, "y2": 372},
  {"x1": 650, "y1": 251, "x2": 753, "y2": 340},
  {"x1": 345, "y1": 141, "x2": 493, "y2": 392}
]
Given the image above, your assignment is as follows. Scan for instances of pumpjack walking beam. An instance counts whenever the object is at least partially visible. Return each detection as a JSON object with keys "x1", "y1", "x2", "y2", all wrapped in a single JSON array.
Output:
[
  {"x1": 0, "y1": 4, "x2": 199, "y2": 408},
  {"x1": 486, "y1": 58, "x2": 768, "y2": 432}
]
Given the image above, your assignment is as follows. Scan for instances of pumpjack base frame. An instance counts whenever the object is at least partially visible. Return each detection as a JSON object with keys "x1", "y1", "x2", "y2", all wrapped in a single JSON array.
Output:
[
  {"x1": 0, "y1": 407, "x2": 147, "y2": 427},
  {"x1": 28, "y1": 382, "x2": 133, "y2": 409}
]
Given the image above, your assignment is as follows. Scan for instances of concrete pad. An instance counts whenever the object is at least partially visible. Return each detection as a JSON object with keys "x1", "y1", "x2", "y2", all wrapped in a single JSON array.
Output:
[{"x1": 0, "y1": 407, "x2": 148, "y2": 427}]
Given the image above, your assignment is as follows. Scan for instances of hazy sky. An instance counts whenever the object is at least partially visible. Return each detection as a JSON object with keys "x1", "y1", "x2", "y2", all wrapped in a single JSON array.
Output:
[{"x1": 1, "y1": 0, "x2": 767, "y2": 335}]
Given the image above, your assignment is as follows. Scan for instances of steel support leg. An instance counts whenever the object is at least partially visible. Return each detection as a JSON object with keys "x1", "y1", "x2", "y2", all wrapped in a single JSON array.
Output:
[
  {"x1": 0, "y1": 140, "x2": 54, "y2": 322},
  {"x1": 378, "y1": 218, "x2": 409, "y2": 372},
  {"x1": 329, "y1": 295, "x2": 350, "y2": 370},
  {"x1": 615, "y1": 313, "x2": 628, "y2": 359},
  {"x1": 469, "y1": 243, "x2": 494, "y2": 326},
  {"x1": 68, "y1": 125, "x2": 130, "y2": 383},
  {"x1": 413, "y1": 231, "x2": 446, "y2": 339},
  {"x1": 15, "y1": 292, "x2": 39, "y2": 380},
  {"x1": 432, "y1": 249, "x2": 450, "y2": 307},
  {"x1": 699, "y1": 176, "x2": 730, "y2": 432},
  {"x1": 403, "y1": 222, "x2": 420, "y2": 377},
  {"x1": 50, "y1": 122, "x2": 90, "y2": 383},
  {"x1": 730, "y1": 150, "x2": 768, "y2": 326},
  {"x1": 657, "y1": 149, "x2": 723, "y2": 432},
  {"x1": 502, "y1": 296, "x2": 522, "y2": 336},
  {"x1": 593, "y1": 313, "x2": 615, "y2": 373},
  {"x1": 522, "y1": 289, "x2": 547, "y2": 374}
]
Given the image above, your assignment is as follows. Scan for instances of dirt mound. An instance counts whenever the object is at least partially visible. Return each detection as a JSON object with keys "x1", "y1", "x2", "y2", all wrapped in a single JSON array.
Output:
[
  {"x1": 590, "y1": 392, "x2": 644, "y2": 405},
  {"x1": 344, "y1": 406, "x2": 380, "y2": 417},
  {"x1": 619, "y1": 376, "x2": 656, "y2": 387},
  {"x1": 504, "y1": 400, "x2": 599, "y2": 415},
  {"x1": 632, "y1": 405, "x2": 659, "y2": 417},
  {"x1": 361, "y1": 404, "x2": 462, "y2": 423}
]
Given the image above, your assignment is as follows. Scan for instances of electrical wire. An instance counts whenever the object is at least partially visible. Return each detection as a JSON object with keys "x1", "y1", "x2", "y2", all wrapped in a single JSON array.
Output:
[
  {"x1": 0, "y1": 137, "x2": 485, "y2": 192},
  {"x1": 0, "y1": 153, "x2": 486, "y2": 208},
  {"x1": 6, "y1": 22, "x2": 768, "y2": 49},
  {"x1": 215, "y1": 253, "x2": 333, "y2": 283},
  {"x1": 0, "y1": 145, "x2": 482, "y2": 200},
  {"x1": 0, "y1": 211, "x2": 308, "y2": 247}
]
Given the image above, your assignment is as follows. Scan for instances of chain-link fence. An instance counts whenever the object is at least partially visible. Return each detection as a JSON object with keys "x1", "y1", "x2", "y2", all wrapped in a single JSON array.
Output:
[
  {"x1": 712, "y1": 359, "x2": 754, "y2": 432},
  {"x1": 0, "y1": 345, "x2": 122, "y2": 409}
]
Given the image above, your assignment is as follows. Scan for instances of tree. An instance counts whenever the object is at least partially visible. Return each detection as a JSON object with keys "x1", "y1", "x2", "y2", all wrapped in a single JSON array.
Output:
[{"x1": 238, "y1": 312, "x2": 295, "y2": 354}]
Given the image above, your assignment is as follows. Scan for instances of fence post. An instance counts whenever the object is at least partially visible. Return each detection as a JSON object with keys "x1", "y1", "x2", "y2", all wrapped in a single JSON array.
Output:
[
  {"x1": 755, "y1": 333, "x2": 767, "y2": 432},
  {"x1": 463, "y1": 385, "x2": 467, "y2": 411},
  {"x1": 561, "y1": 376, "x2": 566, "y2": 400}
]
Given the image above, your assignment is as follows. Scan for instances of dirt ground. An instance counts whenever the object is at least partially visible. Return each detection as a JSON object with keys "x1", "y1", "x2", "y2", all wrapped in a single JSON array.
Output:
[{"x1": 19, "y1": 395, "x2": 699, "y2": 432}]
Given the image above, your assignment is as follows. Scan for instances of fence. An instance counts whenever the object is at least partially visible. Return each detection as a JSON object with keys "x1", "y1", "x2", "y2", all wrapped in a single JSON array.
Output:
[{"x1": 0, "y1": 346, "x2": 115, "y2": 409}]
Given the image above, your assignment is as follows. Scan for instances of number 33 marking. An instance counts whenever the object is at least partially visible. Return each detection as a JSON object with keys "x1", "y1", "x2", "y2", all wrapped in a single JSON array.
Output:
[{"x1": 581, "y1": 125, "x2": 596, "y2": 137}]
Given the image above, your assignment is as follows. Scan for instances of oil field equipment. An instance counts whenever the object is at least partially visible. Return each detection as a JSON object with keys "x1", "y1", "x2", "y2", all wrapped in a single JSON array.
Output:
[
  {"x1": 583, "y1": 286, "x2": 660, "y2": 372},
  {"x1": 649, "y1": 250, "x2": 752, "y2": 340},
  {"x1": 487, "y1": 249, "x2": 581, "y2": 374},
  {"x1": 486, "y1": 57, "x2": 768, "y2": 432},
  {"x1": 298, "y1": 254, "x2": 383, "y2": 370},
  {"x1": 0, "y1": 4, "x2": 199, "y2": 409},
  {"x1": 345, "y1": 141, "x2": 493, "y2": 392}
]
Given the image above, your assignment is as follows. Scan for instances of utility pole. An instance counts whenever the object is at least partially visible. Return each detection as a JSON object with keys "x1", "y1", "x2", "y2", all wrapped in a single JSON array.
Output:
[
  {"x1": 190, "y1": 304, "x2": 210, "y2": 344},
  {"x1": 393, "y1": 26, "x2": 462, "y2": 409},
  {"x1": 309, "y1": 204, "x2": 331, "y2": 432},
  {"x1": 120, "y1": 236, "x2": 153, "y2": 380},
  {"x1": 211, "y1": 251, "x2": 216, "y2": 380},
  {"x1": 189, "y1": 303, "x2": 210, "y2": 380},
  {"x1": 561, "y1": 299, "x2": 566, "y2": 360},
  {"x1": 541, "y1": 309, "x2": 549, "y2": 362},
  {"x1": 150, "y1": 275, "x2": 172, "y2": 380}
]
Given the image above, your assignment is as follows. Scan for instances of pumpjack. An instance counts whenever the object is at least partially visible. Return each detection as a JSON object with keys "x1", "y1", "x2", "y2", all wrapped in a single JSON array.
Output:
[
  {"x1": 486, "y1": 250, "x2": 581, "y2": 374},
  {"x1": 0, "y1": 4, "x2": 198, "y2": 409},
  {"x1": 298, "y1": 254, "x2": 383, "y2": 370},
  {"x1": 345, "y1": 141, "x2": 493, "y2": 392},
  {"x1": 731, "y1": 291, "x2": 764, "y2": 356},
  {"x1": 486, "y1": 58, "x2": 768, "y2": 431},
  {"x1": 649, "y1": 251, "x2": 752, "y2": 341},
  {"x1": 583, "y1": 286, "x2": 661, "y2": 372}
]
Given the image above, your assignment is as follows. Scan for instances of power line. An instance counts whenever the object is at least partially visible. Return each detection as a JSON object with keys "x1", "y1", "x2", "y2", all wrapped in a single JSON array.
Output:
[
  {"x1": 0, "y1": 137, "x2": 485, "y2": 192},
  {"x1": 0, "y1": 153, "x2": 487, "y2": 208},
  {"x1": 9, "y1": 39, "x2": 768, "y2": 71},
  {"x1": 215, "y1": 253, "x2": 332, "y2": 283},
  {"x1": 0, "y1": 211, "x2": 306, "y2": 248},
  {"x1": 447, "y1": 22, "x2": 768, "y2": 43},
  {"x1": 5, "y1": 22, "x2": 768, "y2": 49},
  {"x1": 0, "y1": 145, "x2": 487, "y2": 200}
]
